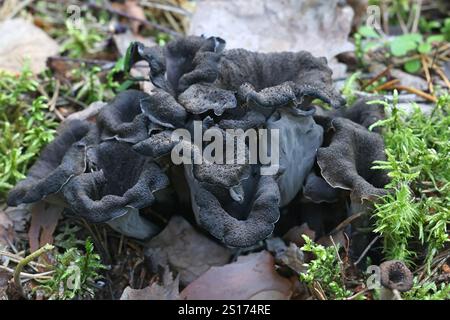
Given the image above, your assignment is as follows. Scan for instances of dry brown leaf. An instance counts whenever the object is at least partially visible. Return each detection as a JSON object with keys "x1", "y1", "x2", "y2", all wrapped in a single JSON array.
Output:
[
  {"x1": 0, "y1": 18, "x2": 59, "y2": 74},
  {"x1": 189, "y1": 0, "x2": 353, "y2": 78},
  {"x1": 180, "y1": 251, "x2": 294, "y2": 300},
  {"x1": 124, "y1": 0, "x2": 147, "y2": 34},
  {"x1": 28, "y1": 202, "x2": 63, "y2": 253},
  {"x1": 317, "y1": 231, "x2": 348, "y2": 248},
  {"x1": 283, "y1": 223, "x2": 316, "y2": 247},
  {"x1": 0, "y1": 271, "x2": 10, "y2": 300},
  {"x1": 0, "y1": 204, "x2": 30, "y2": 248},
  {"x1": 120, "y1": 267, "x2": 180, "y2": 300},
  {"x1": 278, "y1": 243, "x2": 307, "y2": 275},
  {"x1": 0, "y1": 208, "x2": 13, "y2": 247},
  {"x1": 145, "y1": 216, "x2": 231, "y2": 286}
]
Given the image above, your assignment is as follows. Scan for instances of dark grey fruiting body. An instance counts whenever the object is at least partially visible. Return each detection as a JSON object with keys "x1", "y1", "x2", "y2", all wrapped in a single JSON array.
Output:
[{"x1": 7, "y1": 36, "x2": 388, "y2": 246}]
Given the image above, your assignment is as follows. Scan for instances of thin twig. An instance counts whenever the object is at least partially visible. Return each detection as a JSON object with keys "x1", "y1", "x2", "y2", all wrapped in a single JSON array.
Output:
[
  {"x1": 395, "y1": 11, "x2": 408, "y2": 34},
  {"x1": 139, "y1": 0, "x2": 191, "y2": 16},
  {"x1": 391, "y1": 85, "x2": 437, "y2": 102},
  {"x1": 4, "y1": 0, "x2": 35, "y2": 20},
  {"x1": 381, "y1": 0, "x2": 389, "y2": 35},
  {"x1": 48, "y1": 79, "x2": 60, "y2": 112},
  {"x1": 345, "y1": 288, "x2": 369, "y2": 300},
  {"x1": 354, "y1": 235, "x2": 381, "y2": 265},
  {"x1": 87, "y1": 2, "x2": 182, "y2": 37},
  {"x1": 0, "y1": 265, "x2": 53, "y2": 279},
  {"x1": 421, "y1": 55, "x2": 434, "y2": 94},
  {"x1": 431, "y1": 65, "x2": 450, "y2": 90},
  {"x1": 410, "y1": 0, "x2": 423, "y2": 34},
  {"x1": 0, "y1": 250, "x2": 47, "y2": 269},
  {"x1": 362, "y1": 65, "x2": 392, "y2": 90},
  {"x1": 372, "y1": 79, "x2": 400, "y2": 92},
  {"x1": 47, "y1": 56, "x2": 115, "y2": 67},
  {"x1": 330, "y1": 212, "x2": 366, "y2": 234}
]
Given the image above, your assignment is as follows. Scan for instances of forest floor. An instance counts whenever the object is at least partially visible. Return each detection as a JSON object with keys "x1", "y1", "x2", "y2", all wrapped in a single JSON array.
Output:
[{"x1": 0, "y1": 0, "x2": 449, "y2": 300}]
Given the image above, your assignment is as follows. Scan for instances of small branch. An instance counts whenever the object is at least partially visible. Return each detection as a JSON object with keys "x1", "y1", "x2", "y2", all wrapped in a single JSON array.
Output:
[
  {"x1": 432, "y1": 65, "x2": 450, "y2": 90},
  {"x1": 362, "y1": 65, "x2": 392, "y2": 90},
  {"x1": 330, "y1": 212, "x2": 366, "y2": 234},
  {"x1": 395, "y1": 11, "x2": 408, "y2": 34},
  {"x1": 372, "y1": 79, "x2": 400, "y2": 92},
  {"x1": 0, "y1": 250, "x2": 47, "y2": 270},
  {"x1": 410, "y1": 0, "x2": 423, "y2": 34},
  {"x1": 0, "y1": 265, "x2": 53, "y2": 280},
  {"x1": 354, "y1": 235, "x2": 381, "y2": 265},
  {"x1": 48, "y1": 56, "x2": 115, "y2": 67},
  {"x1": 13, "y1": 244, "x2": 54, "y2": 298},
  {"x1": 139, "y1": 0, "x2": 191, "y2": 16},
  {"x1": 421, "y1": 55, "x2": 434, "y2": 94},
  {"x1": 381, "y1": 1, "x2": 390, "y2": 35},
  {"x1": 87, "y1": 2, "x2": 182, "y2": 37},
  {"x1": 4, "y1": 0, "x2": 35, "y2": 20},
  {"x1": 391, "y1": 85, "x2": 437, "y2": 103},
  {"x1": 345, "y1": 288, "x2": 369, "y2": 300},
  {"x1": 48, "y1": 79, "x2": 60, "y2": 112}
]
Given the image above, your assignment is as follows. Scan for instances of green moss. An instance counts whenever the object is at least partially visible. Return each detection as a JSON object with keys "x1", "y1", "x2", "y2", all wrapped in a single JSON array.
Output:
[
  {"x1": 0, "y1": 66, "x2": 57, "y2": 198},
  {"x1": 370, "y1": 92, "x2": 450, "y2": 270}
]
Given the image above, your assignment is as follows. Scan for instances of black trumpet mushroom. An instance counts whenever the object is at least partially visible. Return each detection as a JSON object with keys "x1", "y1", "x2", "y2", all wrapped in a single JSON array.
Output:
[{"x1": 8, "y1": 36, "x2": 388, "y2": 247}]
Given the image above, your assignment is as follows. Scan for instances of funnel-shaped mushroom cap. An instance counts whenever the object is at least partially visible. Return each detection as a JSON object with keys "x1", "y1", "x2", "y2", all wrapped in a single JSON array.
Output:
[
  {"x1": 62, "y1": 140, "x2": 169, "y2": 223},
  {"x1": 380, "y1": 260, "x2": 414, "y2": 292},
  {"x1": 7, "y1": 119, "x2": 94, "y2": 206},
  {"x1": 316, "y1": 116, "x2": 389, "y2": 201},
  {"x1": 96, "y1": 89, "x2": 150, "y2": 143},
  {"x1": 129, "y1": 36, "x2": 345, "y2": 113}
]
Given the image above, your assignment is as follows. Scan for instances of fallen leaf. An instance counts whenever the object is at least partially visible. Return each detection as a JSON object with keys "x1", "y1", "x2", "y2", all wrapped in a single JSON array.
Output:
[
  {"x1": 278, "y1": 243, "x2": 307, "y2": 275},
  {"x1": 317, "y1": 231, "x2": 348, "y2": 248},
  {"x1": 120, "y1": 267, "x2": 180, "y2": 300},
  {"x1": 180, "y1": 251, "x2": 294, "y2": 300},
  {"x1": 28, "y1": 202, "x2": 63, "y2": 253},
  {"x1": 189, "y1": 0, "x2": 354, "y2": 78},
  {"x1": 283, "y1": 223, "x2": 316, "y2": 247},
  {"x1": 0, "y1": 208, "x2": 13, "y2": 247},
  {"x1": 145, "y1": 216, "x2": 231, "y2": 286},
  {"x1": 0, "y1": 204, "x2": 30, "y2": 248},
  {"x1": 0, "y1": 271, "x2": 10, "y2": 300},
  {"x1": 124, "y1": 0, "x2": 147, "y2": 34},
  {"x1": 0, "y1": 18, "x2": 59, "y2": 74}
]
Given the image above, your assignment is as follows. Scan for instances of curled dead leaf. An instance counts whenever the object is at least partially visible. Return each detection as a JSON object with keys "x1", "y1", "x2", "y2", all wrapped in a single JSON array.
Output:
[{"x1": 180, "y1": 251, "x2": 294, "y2": 300}]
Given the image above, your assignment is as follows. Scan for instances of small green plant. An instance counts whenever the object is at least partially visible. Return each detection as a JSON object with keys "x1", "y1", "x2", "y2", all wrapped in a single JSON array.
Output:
[
  {"x1": 441, "y1": 18, "x2": 450, "y2": 41},
  {"x1": 36, "y1": 238, "x2": 106, "y2": 300},
  {"x1": 61, "y1": 20, "x2": 104, "y2": 58},
  {"x1": 354, "y1": 26, "x2": 384, "y2": 66},
  {"x1": 341, "y1": 72, "x2": 361, "y2": 105},
  {"x1": 0, "y1": 67, "x2": 57, "y2": 197},
  {"x1": 403, "y1": 277, "x2": 450, "y2": 300},
  {"x1": 300, "y1": 235, "x2": 352, "y2": 299},
  {"x1": 370, "y1": 91, "x2": 450, "y2": 269},
  {"x1": 355, "y1": 25, "x2": 445, "y2": 73}
]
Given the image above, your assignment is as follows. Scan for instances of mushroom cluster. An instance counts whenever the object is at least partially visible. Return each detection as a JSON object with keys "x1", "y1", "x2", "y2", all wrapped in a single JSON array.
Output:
[{"x1": 7, "y1": 36, "x2": 389, "y2": 248}]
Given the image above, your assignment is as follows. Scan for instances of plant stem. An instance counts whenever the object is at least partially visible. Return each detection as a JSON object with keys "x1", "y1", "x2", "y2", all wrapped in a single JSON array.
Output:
[{"x1": 13, "y1": 244, "x2": 54, "y2": 298}]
